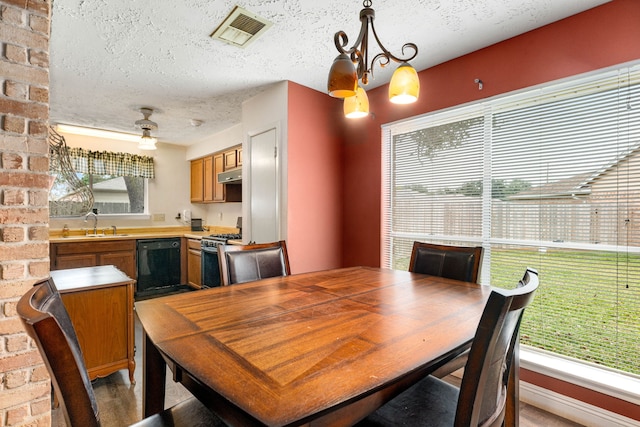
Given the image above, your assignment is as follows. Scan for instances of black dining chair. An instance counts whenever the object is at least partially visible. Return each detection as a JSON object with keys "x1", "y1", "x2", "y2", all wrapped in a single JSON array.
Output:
[
  {"x1": 409, "y1": 241, "x2": 483, "y2": 378},
  {"x1": 217, "y1": 240, "x2": 291, "y2": 286},
  {"x1": 409, "y1": 241, "x2": 483, "y2": 283},
  {"x1": 356, "y1": 268, "x2": 539, "y2": 427},
  {"x1": 17, "y1": 277, "x2": 225, "y2": 427}
]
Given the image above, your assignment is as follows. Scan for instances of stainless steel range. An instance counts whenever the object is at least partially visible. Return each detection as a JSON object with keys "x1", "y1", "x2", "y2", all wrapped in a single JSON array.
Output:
[{"x1": 201, "y1": 233, "x2": 242, "y2": 288}]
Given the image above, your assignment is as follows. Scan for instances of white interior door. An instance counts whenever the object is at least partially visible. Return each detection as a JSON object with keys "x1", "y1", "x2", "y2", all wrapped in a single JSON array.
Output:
[{"x1": 249, "y1": 127, "x2": 278, "y2": 243}]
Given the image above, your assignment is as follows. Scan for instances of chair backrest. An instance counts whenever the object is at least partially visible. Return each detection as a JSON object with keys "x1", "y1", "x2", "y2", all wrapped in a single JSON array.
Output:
[
  {"x1": 454, "y1": 268, "x2": 539, "y2": 427},
  {"x1": 217, "y1": 240, "x2": 291, "y2": 286},
  {"x1": 409, "y1": 241, "x2": 483, "y2": 283},
  {"x1": 17, "y1": 278, "x2": 101, "y2": 427}
]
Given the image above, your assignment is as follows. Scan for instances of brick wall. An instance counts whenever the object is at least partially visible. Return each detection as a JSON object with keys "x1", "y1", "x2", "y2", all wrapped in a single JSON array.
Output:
[{"x1": 0, "y1": 0, "x2": 51, "y2": 425}]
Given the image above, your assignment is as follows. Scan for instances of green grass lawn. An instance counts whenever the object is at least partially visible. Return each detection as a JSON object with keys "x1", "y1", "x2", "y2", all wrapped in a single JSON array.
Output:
[
  {"x1": 395, "y1": 246, "x2": 640, "y2": 375},
  {"x1": 491, "y1": 248, "x2": 640, "y2": 375}
]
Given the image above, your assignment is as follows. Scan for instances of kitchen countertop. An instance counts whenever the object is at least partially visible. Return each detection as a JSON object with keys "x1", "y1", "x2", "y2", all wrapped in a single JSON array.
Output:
[{"x1": 49, "y1": 226, "x2": 239, "y2": 243}]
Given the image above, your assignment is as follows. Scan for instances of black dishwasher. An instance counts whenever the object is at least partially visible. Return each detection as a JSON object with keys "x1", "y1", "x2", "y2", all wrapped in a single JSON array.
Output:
[{"x1": 136, "y1": 238, "x2": 182, "y2": 297}]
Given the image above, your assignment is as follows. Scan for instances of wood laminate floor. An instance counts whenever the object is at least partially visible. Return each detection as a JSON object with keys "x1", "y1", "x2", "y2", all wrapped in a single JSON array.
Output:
[{"x1": 52, "y1": 314, "x2": 585, "y2": 426}]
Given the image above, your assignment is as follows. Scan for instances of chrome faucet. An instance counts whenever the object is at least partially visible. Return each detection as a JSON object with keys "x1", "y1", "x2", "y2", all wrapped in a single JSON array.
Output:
[
  {"x1": 111, "y1": 225, "x2": 117, "y2": 235},
  {"x1": 84, "y1": 211, "x2": 98, "y2": 235}
]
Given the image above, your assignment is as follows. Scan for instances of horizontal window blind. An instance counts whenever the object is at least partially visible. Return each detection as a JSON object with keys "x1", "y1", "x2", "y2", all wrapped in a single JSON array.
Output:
[{"x1": 382, "y1": 63, "x2": 640, "y2": 375}]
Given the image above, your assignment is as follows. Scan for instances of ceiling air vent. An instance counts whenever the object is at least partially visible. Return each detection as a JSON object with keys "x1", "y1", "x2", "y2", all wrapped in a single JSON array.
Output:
[{"x1": 210, "y1": 6, "x2": 272, "y2": 48}]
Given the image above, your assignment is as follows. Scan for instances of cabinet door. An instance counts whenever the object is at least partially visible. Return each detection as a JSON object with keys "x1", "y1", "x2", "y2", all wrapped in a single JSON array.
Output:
[
  {"x1": 224, "y1": 149, "x2": 237, "y2": 170},
  {"x1": 237, "y1": 148, "x2": 243, "y2": 166},
  {"x1": 190, "y1": 158, "x2": 204, "y2": 202},
  {"x1": 187, "y1": 248, "x2": 202, "y2": 289},
  {"x1": 61, "y1": 285, "x2": 129, "y2": 374},
  {"x1": 213, "y1": 153, "x2": 225, "y2": 202},
  {"x1": 99, "y1": 252, "x2": 136, "y2": 279},
  {"x1": 55, "y1": 253, "x2": 97, "y2": 270},
  {"x1": 203, "y1": 156, "x2": 214, "y2": 202}
]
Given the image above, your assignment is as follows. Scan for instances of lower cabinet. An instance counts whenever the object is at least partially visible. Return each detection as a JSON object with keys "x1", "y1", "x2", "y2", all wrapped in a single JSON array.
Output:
[
  {"x1": 51, "y1": 265, "x2": 136, "y2": 383},
  {"x1": 187, "y1": 238, "x2": 202, "y2": 289},
  {"x1": 50, "y1": 240, "x2": 136, "y2": 279}
]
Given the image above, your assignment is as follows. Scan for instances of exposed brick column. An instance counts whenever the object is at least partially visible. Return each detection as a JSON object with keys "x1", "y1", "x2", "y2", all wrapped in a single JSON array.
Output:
[{"x1": 0, "y1": 0, "x2": 51, "y2": 425}]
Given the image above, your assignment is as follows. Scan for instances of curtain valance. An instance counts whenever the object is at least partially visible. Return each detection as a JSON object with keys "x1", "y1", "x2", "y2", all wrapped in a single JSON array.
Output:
[{"x1": 68, "y1": 148, "x2": 155, "y2": 178}]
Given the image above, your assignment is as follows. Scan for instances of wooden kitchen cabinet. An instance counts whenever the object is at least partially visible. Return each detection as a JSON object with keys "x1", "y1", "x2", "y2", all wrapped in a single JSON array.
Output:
[
  {"x1": 51, "y1": 265, "x2": 136, "y2": 383},
  {"x1": 224, "y1": 148, "x2": 237, "y2": 170},
  {"x1": 190, "y1": 146, "x2": 241, "y2": 203},
  {"x1": 224, "y1": 146, "x2": 242, "y2": 170},
  {"x1": 50, "y1": 240, "x2": 136, "y2": 279},
  {"x1": 192, "y1": 154, "x2": 220, "y2": 203},
  {"x1": 190, "y1": 157, "x2": 204, "y2": 202},
  {"x1": 203, "y1": 155, "x2": 214, "y2": 202},
  {"x1": 187, "y1": 238, "x2": 202, "y2": 289},
  {"x1": 213, "y1": 153, "x2": 225, "y2": 202}
]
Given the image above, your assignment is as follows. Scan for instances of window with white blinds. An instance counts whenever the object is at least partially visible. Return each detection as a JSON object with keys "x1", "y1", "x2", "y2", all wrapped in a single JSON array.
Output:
[{"x1": 382, "y1": 64, "x2": 640, "y2": 375}]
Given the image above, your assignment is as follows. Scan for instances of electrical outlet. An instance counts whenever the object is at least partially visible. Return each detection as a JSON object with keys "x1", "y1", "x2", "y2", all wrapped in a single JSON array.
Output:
[{"x1": 152, "y1": 213, "x2": 165, "y2": 222}]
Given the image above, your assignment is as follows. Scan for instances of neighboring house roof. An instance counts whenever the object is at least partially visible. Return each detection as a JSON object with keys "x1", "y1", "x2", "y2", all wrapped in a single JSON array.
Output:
[
  {"x1": 509, "y1": 172, "x2": 593, "y2": 200},
  {"x1": 577, "y1": 142, "x2": 640, "y2": 189},
  {"x1": 93, "y1": 177, "x2": 127, "y2": 193},
  {"x1": 509, "y1": 142, "x2": 640, "y2": 200}
]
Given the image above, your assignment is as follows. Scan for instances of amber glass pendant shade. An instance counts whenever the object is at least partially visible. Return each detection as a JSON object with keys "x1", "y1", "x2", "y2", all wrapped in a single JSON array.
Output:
[
  {"x1": 389, "y1": 62, "x2": 420, "y2": 104},
  {"x1": 344, "y1": 86, "x2": 369, "y2": 119},
  {"x1": 328, "y1": 54, "x2": 357, "y2": 98}
]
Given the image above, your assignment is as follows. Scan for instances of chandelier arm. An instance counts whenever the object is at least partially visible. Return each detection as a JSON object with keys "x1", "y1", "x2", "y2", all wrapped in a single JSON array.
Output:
[
  {"x1": 333, "y1": 31, "x2": 352, "y2": 55},
  {"x1": 333, "y1": 7, "x2": 371, "y2": 57},
  {"x1": 369, "y1": 22, "x2": 418, "y2": 63}
]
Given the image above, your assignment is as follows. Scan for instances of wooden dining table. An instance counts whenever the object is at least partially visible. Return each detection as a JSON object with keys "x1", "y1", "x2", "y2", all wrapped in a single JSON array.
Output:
[{"x1": 135, "y1": 266, "x2": 493, "y2": 426}]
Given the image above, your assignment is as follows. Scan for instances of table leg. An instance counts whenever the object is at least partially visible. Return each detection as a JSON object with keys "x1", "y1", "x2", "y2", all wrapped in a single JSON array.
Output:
[{"x1": 142, "y1": 328, "x2": 166, "y2": 417}]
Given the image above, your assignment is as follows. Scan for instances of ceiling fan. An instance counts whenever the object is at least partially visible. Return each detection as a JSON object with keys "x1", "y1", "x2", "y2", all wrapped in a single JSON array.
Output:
[{"x1": 135, "y1": 107, "x2": 158, "y2": 150}]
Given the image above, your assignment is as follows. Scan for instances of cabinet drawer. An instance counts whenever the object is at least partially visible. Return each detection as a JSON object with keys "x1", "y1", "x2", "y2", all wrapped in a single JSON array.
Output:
[
  {"x1": 54, "y1": 240, "x2": 136, "y2": 255},
  {"x1": 187, "y1": 239, "x2": 201, "y2": 250}
]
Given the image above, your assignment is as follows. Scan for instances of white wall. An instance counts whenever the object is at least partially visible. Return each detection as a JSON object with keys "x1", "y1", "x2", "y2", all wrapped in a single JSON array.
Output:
[
  {"x1": 241, "y1": 81, "x2": 289, "y2": 242},
  {"x1": 186, "y1": 123, "x2": 243, "y2": 160}
]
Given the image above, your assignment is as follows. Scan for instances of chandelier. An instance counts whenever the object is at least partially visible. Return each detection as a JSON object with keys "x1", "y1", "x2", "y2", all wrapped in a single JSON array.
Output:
[{"x1": 327, "y1": 0, "x2": 420, "y2": 118}]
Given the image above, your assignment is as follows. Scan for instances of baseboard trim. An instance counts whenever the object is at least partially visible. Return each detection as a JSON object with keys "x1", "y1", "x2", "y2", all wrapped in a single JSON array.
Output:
[{"x1": 521, "y1": 382, "x2": 640, "y2": 427}]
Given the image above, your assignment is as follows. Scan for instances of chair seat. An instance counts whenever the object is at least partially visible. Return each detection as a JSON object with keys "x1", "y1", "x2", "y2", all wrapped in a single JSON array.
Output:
[
  {"x1": 357, "y1": 376, "x2": 459, "y2": 426},
  {"x1": 131, "y1": 397, "x2": 225, "y2": 427}
]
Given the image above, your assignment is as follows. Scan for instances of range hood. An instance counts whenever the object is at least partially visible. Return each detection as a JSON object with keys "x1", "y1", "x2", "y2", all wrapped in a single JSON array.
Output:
[{"x1": 217, "y1": 168, "x2": 242, "y2": 184}]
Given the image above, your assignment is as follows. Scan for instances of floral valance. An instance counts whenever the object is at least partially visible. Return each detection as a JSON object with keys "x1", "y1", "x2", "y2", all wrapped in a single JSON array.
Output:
[{"x1": 67, "y1": 147, "x2": 155, "y2": 179}]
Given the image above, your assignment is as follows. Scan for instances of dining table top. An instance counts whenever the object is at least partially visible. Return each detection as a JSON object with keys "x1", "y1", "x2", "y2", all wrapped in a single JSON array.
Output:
[{"x1": 135, "y1": 266, "x2": 492, "y2": 426}]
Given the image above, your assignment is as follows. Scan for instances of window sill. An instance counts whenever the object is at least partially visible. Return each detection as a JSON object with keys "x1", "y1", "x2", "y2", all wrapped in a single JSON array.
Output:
[{"x1": 520, "y1": 346, "x2": 640, "y2": 406}]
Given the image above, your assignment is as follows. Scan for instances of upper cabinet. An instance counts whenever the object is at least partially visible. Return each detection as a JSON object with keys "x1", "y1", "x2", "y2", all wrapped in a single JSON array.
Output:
[
  {"x1": 212, "y1": 153, "x2": 225, "y2": 202},
  {"x1": 190, "y1": 158, "x2": 204, "y2": 202},
  {"x1": 224, "y1": 149, "x2": 237, "y2": 170},
  {"x1": 190, "y1": 145, "x2": 242, "y2": 204}
]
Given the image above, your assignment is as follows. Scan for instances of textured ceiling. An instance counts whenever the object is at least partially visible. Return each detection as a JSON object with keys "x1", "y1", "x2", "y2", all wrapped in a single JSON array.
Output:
[{"x1": 49, "y1": 0, "x2": 610, "y2": 146}]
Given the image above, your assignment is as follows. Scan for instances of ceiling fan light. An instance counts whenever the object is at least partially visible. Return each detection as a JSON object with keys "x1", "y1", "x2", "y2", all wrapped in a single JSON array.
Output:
[
  {"x1": 138, "y1": 130, "x2": 157, "y2": 150},
  {"x1": 328, "y1": 54, "x2": 357, "y2": 98},
  {"x1": 389, "y1": 62, "x2": 420, "y2": 104},
  {"x1": 344, "y1": 86, "x2": 369, "y2": 119}
]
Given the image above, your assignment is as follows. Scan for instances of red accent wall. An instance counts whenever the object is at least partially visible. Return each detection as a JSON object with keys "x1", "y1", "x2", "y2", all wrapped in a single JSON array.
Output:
[
  {"x1": 339, "y1": 0, "x2": 640, "y2": 418},
  {"x1": 287, "y1": 82, "x2": 343, "y2": 273},
  {"x1": 340, "y1": 0, "x2": 640, "y2": 268}
]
